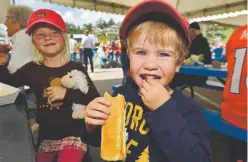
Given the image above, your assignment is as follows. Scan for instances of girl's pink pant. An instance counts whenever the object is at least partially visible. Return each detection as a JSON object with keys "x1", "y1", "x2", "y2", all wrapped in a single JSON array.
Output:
[{"x1": 36, "y1": 149, "x2": 84, "y2": 162}]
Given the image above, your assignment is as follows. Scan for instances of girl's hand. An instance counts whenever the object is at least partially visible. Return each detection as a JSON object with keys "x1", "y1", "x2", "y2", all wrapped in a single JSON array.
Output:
[
  {"x1": 47, "y1": 86, "x2": 66, "y2": 103},
  {"x1": 85, "y1": 97, "x2": 111, "y2": 133},
  {"x1": 139, "y1": 79, "x2": 171, "y2": 111}
]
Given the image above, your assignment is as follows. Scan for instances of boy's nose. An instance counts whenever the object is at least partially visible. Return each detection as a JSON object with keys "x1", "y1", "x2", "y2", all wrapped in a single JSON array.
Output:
[{"x1": 143, "y1": 57, "x2": 159, "y2": 70}]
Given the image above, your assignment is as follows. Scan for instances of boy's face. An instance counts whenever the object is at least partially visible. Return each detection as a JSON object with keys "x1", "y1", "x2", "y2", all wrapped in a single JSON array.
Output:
[
  {"x1": 32, "y1": 26, "x2": 65, "y2": 57},
  {"x1": 128, "y1": 33, "x2": 181, "y2": 88}
]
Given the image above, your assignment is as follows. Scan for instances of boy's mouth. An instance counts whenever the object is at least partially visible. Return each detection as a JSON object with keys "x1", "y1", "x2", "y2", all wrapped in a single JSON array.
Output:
[{"x1": 140, "y1": 74, "x2": 161, "y2": 80}]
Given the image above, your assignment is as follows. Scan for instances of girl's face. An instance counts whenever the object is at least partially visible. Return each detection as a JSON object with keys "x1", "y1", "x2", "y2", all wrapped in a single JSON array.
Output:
[{"x1": 32, "y1": 26, "x2": 65, "y2": 57}]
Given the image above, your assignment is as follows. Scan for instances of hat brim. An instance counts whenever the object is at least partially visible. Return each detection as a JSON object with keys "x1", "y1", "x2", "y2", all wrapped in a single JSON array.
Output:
[
  {"x1": 26, "y1": 19, "x2": 66, "y2": 35},
  {"x1": 120, "y1": 0, "x2": 190, "y2": 45}
]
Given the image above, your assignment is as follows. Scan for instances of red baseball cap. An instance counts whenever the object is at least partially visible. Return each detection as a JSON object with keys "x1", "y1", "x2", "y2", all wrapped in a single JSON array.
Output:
[
  {"x1": 26, "y1": 9, "x2": 67, "y2": 34},
  {"x1": 120, "y1": 0, "x2": 190, "y2": 46}
]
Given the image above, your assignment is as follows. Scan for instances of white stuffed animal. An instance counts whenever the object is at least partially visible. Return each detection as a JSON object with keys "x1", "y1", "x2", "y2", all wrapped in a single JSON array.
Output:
[
  {"x1": 61, "y1": 69, "x2": 89, "y2": 94},
  {"x1": 61, "y1": 69, "x2": 89, "y2": 119}
]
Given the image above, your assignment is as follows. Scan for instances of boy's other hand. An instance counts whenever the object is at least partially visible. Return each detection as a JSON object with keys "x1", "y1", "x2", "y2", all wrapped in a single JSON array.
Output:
[
  {"x1": 139, "y1": 79, "x2": 171, "y2": 110},
  {"x1": 85, "y1": 97, "x2": 111, "y2": 133},
  {"x1": 47, "y1": 86, "x2": 66, "y2": 103}
]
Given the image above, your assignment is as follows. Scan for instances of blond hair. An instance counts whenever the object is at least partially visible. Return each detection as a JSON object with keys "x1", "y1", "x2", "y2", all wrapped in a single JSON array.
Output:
[
  {"x1": 32, "y1": 32, "x2": 71, "y2": 65},
  {"x1": 127, "y1": 21, "x2": 188, "y2": 63},
  {"x1": 7, "y1": 5, "x2": 33, "y2": 29}
]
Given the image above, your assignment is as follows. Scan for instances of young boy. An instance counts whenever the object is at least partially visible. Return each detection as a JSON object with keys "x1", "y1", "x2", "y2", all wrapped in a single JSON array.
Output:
[{"x1": 83, "y1": 0, "x2": 212, "y2": 161}]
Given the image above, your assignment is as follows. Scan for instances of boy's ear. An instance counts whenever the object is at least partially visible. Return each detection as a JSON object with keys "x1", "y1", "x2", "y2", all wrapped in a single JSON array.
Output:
[
  {"x1": 176, "y1": 60, "x2": 183, "y2": 72},
  {"x1": 126, "y1": 49, "x2": 130, "y2": 57}
]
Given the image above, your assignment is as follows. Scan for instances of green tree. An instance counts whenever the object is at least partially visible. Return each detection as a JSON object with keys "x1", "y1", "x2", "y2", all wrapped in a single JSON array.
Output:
[
  {"x1": 66, "y1": 23, "x2": 83, "y2": 34},
  {"x1": 203, "y1": 23, "x2": 234, "y2": 43},
  {"x1": 108, "y1": 18, "x2": 115, "y2": 26},
  {"x1": 83, "y1": 23, "x2": 93, "y2": 33},
  {"x1": 96, "y1": 18, "x2": 108, "y2": 29}
]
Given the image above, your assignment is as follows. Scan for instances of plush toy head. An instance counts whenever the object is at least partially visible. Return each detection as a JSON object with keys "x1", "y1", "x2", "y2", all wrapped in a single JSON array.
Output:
[{"x1": 61, "y1": 69, "x2": 89, "y2": 94}]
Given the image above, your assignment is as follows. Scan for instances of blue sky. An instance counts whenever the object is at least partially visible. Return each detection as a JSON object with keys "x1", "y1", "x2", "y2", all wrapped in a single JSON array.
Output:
[{"x1": 14, "y1": 0, "x2": 124, "y2": 26}]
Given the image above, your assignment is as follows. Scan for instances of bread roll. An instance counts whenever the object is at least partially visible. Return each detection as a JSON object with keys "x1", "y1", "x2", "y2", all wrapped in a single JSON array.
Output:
[{"x1": 101, "y1": 92, "x2": 127, "y2": 161}]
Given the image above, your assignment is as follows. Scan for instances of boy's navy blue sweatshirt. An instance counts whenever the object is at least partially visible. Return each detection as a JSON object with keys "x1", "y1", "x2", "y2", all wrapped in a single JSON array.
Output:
[{"x1": 83, "y1": 83, "x2": 212, "y2": 162}]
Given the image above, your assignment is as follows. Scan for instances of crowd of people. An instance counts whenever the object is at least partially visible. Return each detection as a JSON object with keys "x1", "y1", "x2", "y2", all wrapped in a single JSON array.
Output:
[
  {"x1": 0, "y1": 1, "x2": 246, "y2": 162},
  {"x1": 69, "y1": 34, "x2": 129, "y2": 84},
  {"x1": 71, "y1": 38, "x2": 123, "y2": 65}
]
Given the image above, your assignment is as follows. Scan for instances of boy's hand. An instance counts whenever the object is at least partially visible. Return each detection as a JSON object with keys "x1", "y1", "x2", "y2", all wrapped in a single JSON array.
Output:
[
  {"x1": 85, "y1": 97, "x2": 111, "y2": 133},
  {"x1": 139, "y1": 79, "x2": 171, "y2": 110},
  {"x1": 47, "y1": 86, "x2": 66, "y2": 103}
]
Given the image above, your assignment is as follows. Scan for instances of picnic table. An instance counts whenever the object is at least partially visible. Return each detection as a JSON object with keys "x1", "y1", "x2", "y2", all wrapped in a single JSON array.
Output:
[
  {"x1": 0, "y1": 91, "x2": 35, "y2": 162},
  {"x1": 177, "y1": 65, "x2": 227, "y2": 97},
  {"x1": 179, "y1": 65, "x2": 227, "y2": 78}
]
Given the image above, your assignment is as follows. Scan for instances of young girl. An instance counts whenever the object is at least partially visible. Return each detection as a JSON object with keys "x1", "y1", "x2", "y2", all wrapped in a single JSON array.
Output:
[{"x1": 0, "y1": 9, "x2": 99, "y2": 162}]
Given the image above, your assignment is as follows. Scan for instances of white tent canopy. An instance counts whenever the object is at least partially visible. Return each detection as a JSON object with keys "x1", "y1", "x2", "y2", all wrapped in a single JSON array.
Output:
[
  {"x1": 200, "y1": 14, "x2": 247, "y2": 27},
  {"x1": 0, "y1": 0, "x2": 11, "y2": 23},
  {"x1": 42, "y1": 0, "x2": 247, "y2": 26}
]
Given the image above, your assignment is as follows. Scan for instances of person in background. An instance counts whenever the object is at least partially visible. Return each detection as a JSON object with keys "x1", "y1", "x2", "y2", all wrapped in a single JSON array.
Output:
[
  {"x1": 4, "y1": 5, "x2": 34, "y2": 73},
  {"x1": 188, "y1": 22, "x2": 212, "y2": 84},
  {"x1": 213, "y1": 44, "x2": 226, "y2": 62},
  {"x1": 221, "y1": 24, "x2": 247, "y2": 162},
  {"x1": 69, "y1": 34, "x2": 78, "y2": 61},
  {"x1": 170, "y1": 22, "x2": 211, "y2": 88},
  {"x1": 107, "y1": 41, "x2": 114, "y2": 67},
  {"x1": 0, "y1": 9, "x2": 99, "y2": 162},
  {"x1": 120, "y1": 39, "x2": 130, "y2": 85},
  {"x1": 188, "y1": 22, "x2": 212, "y2": 65},
  {"x1": 112, "y1": 37, "x2": 121, "y2": 66},
  {"x1": 81, "y1": 30, "x2": 94, "y2": 72},
  {"x1": 96, "y1": 43, "x2": 108, "y2": 68}
]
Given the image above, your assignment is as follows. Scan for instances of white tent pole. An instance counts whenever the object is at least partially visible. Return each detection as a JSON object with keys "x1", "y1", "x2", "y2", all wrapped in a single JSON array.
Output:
[{"x1": 176, "y1": 0, "x2": 180, "y2": 10}]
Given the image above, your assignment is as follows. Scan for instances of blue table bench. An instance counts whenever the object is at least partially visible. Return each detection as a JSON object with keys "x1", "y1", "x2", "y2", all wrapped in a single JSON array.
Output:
[
  {"x1": 112, "y1": 84, "x2": 121, "y2": 91},
  {"x1": 202, "y1": 108, "x2": 247, "y2": 142}
]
